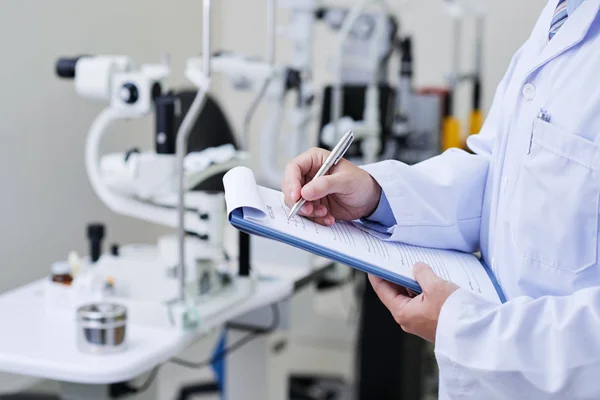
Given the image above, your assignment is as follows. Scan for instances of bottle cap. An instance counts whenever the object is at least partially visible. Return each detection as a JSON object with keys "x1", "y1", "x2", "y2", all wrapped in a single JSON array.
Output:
[{"x1": 51, "y1": 261, "x2": 71, "y2": 276}]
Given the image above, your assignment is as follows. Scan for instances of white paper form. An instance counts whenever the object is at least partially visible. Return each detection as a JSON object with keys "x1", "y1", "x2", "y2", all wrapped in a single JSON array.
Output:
[{"x1": 223, "y1": 167, "x2": 501, "y2": 303}]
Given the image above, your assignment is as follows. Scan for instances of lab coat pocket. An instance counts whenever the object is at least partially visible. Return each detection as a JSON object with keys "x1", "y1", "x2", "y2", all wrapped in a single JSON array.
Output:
[{"x1": 509, "y1": 119, "x2": 600, "y2": 273}]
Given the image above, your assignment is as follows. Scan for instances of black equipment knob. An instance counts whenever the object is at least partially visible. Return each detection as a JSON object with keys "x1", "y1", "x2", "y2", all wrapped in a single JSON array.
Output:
[
  {"x1": 87, "y1": 223, "x2": 106, "y2": 263},
  {"x1": 120, "y1": 83, "x2": 139, "y2": 104}
]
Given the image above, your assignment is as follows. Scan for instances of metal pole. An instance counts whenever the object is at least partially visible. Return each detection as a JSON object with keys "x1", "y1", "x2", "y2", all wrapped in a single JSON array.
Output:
[
  {"x1": 266, "y1": 0, "x2": 276, "y2": 65},
  {"x1": 331, "y1": 0, "x2": 371, "y2": 142},
  {"x1": 474, "y1": 14, "x2": 484, "y2": 79},
  {"x1": 176, "y1": 0, "x2": 212, "y2": 303},
  {"x1": 452, "y1": 17, "x2": 461, "y2": 86},
  {"x1": 203, "y1": 0, "x2": 212, "y2": 77},
  {"x1": 242, "y1": 0, "x2": 277, "y2": 151}
]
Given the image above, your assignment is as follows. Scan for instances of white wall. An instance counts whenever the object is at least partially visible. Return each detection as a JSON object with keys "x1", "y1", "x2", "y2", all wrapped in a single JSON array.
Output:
[
  {"x1": 0, "y1": 0, "x2": 217, "y2": 294},
  {"x1": 213, "y1": 0, "x2": 547, "y2": 179}
]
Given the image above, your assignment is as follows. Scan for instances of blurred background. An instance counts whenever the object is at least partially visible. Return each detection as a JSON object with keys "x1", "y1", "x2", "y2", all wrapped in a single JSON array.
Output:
[{"x1": 0, "y1": 1, "x2": 545, "y2": 399}]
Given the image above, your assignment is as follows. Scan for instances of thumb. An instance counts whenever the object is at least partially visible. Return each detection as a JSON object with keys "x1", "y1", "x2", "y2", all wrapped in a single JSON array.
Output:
[
  {"x1": 301, "y1": 174, "x2": 351, "y2": 201},
  {"x1": 413, "y1": 263, "x2": 440, "y2": 292}
]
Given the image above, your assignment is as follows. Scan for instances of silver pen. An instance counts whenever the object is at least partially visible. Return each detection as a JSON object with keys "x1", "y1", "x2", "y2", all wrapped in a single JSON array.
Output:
[{"x1": 287, "y1": 130, "x2": 355, "y2": 221}]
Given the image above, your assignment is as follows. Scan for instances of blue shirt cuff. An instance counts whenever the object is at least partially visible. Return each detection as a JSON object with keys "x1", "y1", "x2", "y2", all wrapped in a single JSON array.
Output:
[{"x1": 365, "y1": 191, "x2": 397, "y2": 228}]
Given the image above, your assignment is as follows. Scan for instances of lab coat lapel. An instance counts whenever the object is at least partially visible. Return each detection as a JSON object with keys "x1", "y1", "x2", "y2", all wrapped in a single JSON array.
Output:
[{"x1": 525, "y1": 0, "x2": 600, "y2": 77}]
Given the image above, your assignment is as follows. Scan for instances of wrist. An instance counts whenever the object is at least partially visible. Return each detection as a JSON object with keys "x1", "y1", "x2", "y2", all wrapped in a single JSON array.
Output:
[{"x1": 365, "y1": 176, "x2": 383, "y2": 217}]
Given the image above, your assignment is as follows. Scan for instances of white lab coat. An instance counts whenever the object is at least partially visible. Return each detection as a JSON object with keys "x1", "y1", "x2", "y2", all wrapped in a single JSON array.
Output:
[{"x1": 362, "y1": 1, "x2": 600, "y2": 398}]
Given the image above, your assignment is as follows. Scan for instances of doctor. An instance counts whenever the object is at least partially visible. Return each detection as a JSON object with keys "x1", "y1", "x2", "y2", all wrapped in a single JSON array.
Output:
[{"x1": 282, "y1": 0, "x2": 600, "y2": 398}]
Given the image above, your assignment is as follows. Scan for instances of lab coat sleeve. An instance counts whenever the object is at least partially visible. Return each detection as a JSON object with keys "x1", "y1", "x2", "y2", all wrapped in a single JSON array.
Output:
[
  {"x1": 360, "y1": 192, "x2": 397, "y2": 234},
  {"x1": 358, "y1": 65, "x2": 511, "y2": 252},
  {"x1": 436, "y1": 287, "x2": 600, "y2": 399},
  {"x1": 360, "y1": 126, "x2": 495, "y2": 252},
  {"x1": 366, "y1": 191, "x2": 395, "y2": 226}
]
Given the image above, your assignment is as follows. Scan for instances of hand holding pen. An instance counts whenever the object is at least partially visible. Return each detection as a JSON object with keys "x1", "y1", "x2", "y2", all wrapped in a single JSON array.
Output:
[
  {"x1": 282, "y1": 131, "x2": 383, "y2": 226},
  {"x1": 287, "y1": 131, "x2": 355, "y2": 220}
]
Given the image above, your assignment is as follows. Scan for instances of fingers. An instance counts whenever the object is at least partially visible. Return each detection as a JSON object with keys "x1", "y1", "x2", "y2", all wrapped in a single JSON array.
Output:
[
  {"x1": 299, "y1": 203, "x2": 328, "y2": 218},
  {"x1": 308, "y1": 215, "x2": 336, "y2": 226},
  {"x1": 368, "y1": 275, "x2": 411, "y2": 314},
  {"x1": 293, "y1": 148, "x2": 330, "y2": 176},
  {"x1": 299, "y1": 202, "x2": 314, "y2": 216},
  {"x1": 282, "y1": 148, "x2": 330, "y2": 207},
  {"x1": 301, "y1": 174, "x2": 352, "y2": 202},
  {"x1": 288, "y1": 203, "x2": 334, "y2": 226},
  {"x1": 413, "y1": 263, "x2": 440, "y2": 292},
  {"x1": 282, "y1": 164, "x2": 303, "y2": 208},
  {"x1": 315, "y1": 205, "x2": 328, "y2": 218}
]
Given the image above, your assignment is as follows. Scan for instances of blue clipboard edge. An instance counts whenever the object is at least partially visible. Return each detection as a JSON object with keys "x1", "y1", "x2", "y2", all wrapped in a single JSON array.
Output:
[
  {"x1": 230, "y1": 209, "x2": 423, "y2": 294},
  {"x1": 480, "y1": 260, "x2": 507, "y2": 303},
  {"x1": 230, "y1": 209, "x2": 506, "y2": 303}
]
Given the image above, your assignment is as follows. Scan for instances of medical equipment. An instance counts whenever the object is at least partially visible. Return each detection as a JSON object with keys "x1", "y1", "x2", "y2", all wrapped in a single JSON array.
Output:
[
  {"x1": 77, "y1": 303, "x2": 128, "y2": 354},
  {"x1": 198, "y1": 0, "x2": 395, "y2": 186},
  {"x1": 185, "y1": 0, "x2": 315, "y2": 189},
  {"x1": 53, "y1": 0, "x2": 254, "y2": 330},
  {"x1": 442, "y1": 0, "x2": 487, "y2": 150},
  {"x1": 318, "y1": 1, "x2": 397, "y2": 165},
  {"x1": 315, "y1": 3, "x2": 444, "y2": 167},
  {"x1": 280, "y1": 0, "x2": 320, "y2": 147},
  {"x1": 200, "y1": 51, "x2": 295, "y2": 188},
  {"x1": 386, "y1": 37, "x2": 445, "y2": 165},
  {"x1": 196, "y1": 1, "x2": 396, "y2": 186}
]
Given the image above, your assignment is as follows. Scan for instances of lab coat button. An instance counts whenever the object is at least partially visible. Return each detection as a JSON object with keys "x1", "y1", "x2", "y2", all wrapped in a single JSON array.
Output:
[{"x1": 522, "y1": 83, "x2": 536, "y2": 101}]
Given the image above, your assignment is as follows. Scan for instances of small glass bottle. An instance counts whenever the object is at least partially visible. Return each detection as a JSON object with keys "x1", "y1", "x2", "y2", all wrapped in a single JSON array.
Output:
[{"x1": 51, "y1": 262, "x2": 73, "y2": 286}]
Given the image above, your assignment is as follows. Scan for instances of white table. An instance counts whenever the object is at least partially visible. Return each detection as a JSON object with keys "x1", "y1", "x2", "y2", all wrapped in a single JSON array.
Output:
[{"x1": 0, "y1": 275, "x2": 294, "y2": 399}]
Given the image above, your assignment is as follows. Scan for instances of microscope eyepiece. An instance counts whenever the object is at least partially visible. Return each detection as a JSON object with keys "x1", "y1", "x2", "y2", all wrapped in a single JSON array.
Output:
[{"x1": 55, "y1": 56, "x2": 88, "y2": 79}]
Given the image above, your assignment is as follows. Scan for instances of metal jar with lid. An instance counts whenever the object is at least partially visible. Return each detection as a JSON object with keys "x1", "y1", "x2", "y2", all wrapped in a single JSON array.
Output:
[{"x1": 76, "y1": 303, "x2": 127, "y2": 354}]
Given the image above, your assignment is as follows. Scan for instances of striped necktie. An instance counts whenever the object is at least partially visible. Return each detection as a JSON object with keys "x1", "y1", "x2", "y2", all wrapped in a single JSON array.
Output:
[{"x1": 549, "y1": 0, "x2": 569, "y2": 40}]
